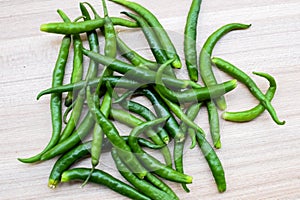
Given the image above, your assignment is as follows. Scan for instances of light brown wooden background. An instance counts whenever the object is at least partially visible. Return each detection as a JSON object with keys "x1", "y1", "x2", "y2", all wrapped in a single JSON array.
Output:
[{"x1": 1, "y1": 0, "x2": 300, "y2": 199}]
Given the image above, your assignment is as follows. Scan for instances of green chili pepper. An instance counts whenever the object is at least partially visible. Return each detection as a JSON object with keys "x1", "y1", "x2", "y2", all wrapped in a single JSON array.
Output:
[
  {"x1": 199, "y1": 23, "x2": 251, "y2": 110},
  {"x1": 109, "y1": 0, "x2": 182, "y2": 68},
  {"x1": 196, "y1": 132, "x2": 226, "y2": 192},
  {"x1": 64, "y1": 17, "x2": 84, "y2": 107},
  {"x1": 184, "y1": 0, "x2": 202, "y2": 81},
  {"x1": 206, "y1": 100, "x2": 221, "y2": 148},
  {"x1": 222, "y1": 72, "x2": 277, "y2": 122},
  {"x1": 212, "y1": 57, "x2": 285, "y2": 125},
  {"x1": 61, "y1": 168, "x2": 151, "y2": 200},
  {"x1": 111, "y1": 148, "x2": 174, "y2": 200},
  {"x1": 18, "y1": 32, "x2": 71, "y2": 163},
  {"x1": 48, "y1": 141, "x2": 92, "y2": 188},
  {"x1": 156, "y1": 78, "x2": 237, "y2": 104},
  {"x1": 40, "y1": 17, "x2": 139, "y2": 34},
  {"x1": 155, "y1": 58, "x2": 237, "y2": 104}
]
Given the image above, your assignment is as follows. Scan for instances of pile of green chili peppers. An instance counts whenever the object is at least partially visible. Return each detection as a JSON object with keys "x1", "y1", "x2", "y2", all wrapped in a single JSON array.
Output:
[{"x1": 18, "y1": 0, "x2": 285, "y2": 199}]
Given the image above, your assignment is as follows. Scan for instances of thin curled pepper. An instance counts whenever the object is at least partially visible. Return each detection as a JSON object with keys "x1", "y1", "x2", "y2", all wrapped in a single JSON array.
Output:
[
  {"x1": 199, "y1": 23, "x2": 251, "y2": 110},
  {"x1": 18, "y1": 31, "x2": 71, "y2": 163},
  {"x1": 222, "y1": 72, "x2": 277, "y2": 122},
  {"x1": 212, "y1": 57, "x2": 285, "y2": 125}
]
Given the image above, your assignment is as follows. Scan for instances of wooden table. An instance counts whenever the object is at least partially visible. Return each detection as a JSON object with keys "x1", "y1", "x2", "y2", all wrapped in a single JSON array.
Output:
[{"x1": 1, "y1": 0, "x2": 300, "y2": 199}]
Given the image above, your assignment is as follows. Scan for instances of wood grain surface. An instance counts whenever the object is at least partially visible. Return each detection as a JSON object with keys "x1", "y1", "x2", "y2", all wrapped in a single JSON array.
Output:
[{"x1": 1, "y1": 0, "x2": 300, "y2": 199}]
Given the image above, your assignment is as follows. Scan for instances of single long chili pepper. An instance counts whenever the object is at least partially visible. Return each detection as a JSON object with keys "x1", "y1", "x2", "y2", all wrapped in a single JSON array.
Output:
[
  {"x1": 127, "y1": 117, "x2": 193, "y2": 184},
  {"x1": 64, "y1": 35, "x2": 83, "y2": 107},
  {"x1": 155, "y1": 59, "x2": 206, "y2": 137},
  {"x1": 212, "y1": 57, "x2": 285, "y2": 125},
  {"x1": 109, "y1": 107, "x2": 172, "y2": 167},
  {"x1": 195, "y1": 131, "x2": 226, "y2": 192},
  {"x1": 18, "y1": 33, "x2": 71, "y2": 163},
  {"x1": 206, "y1": 100, "x2": 221, "y2": 148},
  {"x1": 116, "y1": 35, "x2": 158, "y2": 70},
  {"x1": 82, "y1": 48, "x2": 201, "y2": 89},
  {"x1": 109, "y1": 0, "x2": 182, "y2": 68},
  {"x1": 135, "y1": 88, "x2": 185, "y2": 142},
  {"x1": 121, "y1": 11, "x2": 176, "y2": 78},
  {"x1": 40, "y1": 17, "x2": 139, "y2": 34},
  {"x1": 156, "y1": 78, "x2": 238, "y2": 104},
  {"x1": 61, "y1": 168, "x2": 151, "y2": 200},
  {"x1": 37, "y1": 76, "x2": 145, "y2": 99},
  {"x1": 222, "y1": 72, "x2": 277, "y2": 122},
  {"x1": 111, "y1": 148, "x2": 174, "y2": 200},
  {"x1": 199, "y1": 23, "x2": 251, "y2": 110},
  {"x1": 184, "y1": 0, "x2": 202, "y2": 81},
  {"x1": 86, "y1": 87, "x2": 147, "y2": 179}
]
